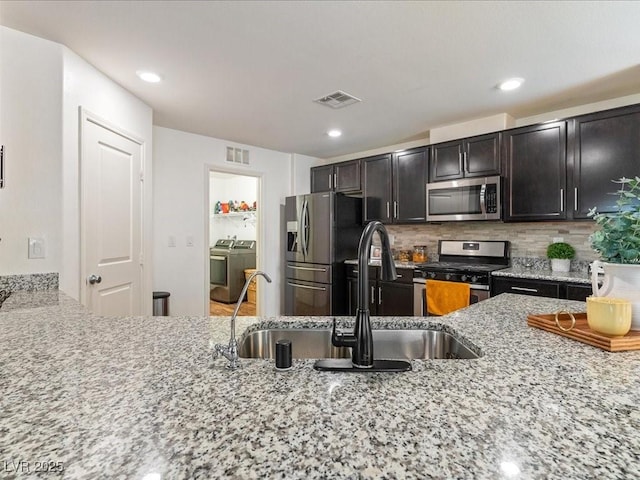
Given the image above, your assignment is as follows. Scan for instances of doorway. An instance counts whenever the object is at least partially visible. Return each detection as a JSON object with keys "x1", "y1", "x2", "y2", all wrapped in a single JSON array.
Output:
[{"x1": 207, "y1": 169, "x2": 260, "y2": 316}]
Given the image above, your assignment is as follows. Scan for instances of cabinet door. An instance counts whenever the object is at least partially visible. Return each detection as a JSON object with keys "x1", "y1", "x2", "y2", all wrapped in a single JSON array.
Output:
[
  {"x1": 492, "y1": 277, "x2": 560, "y2": 298},
  {"x1": 378, "y1": 281, "x2": 414, "y2": 316},
  {"x1": 334, "y1": 160, "x2": 361, "y2": 193},
  {"x1": 393, "y1": 148, "x2": 428, "y2": 223},
  {"x1": 430, "y1": 140, "x2": 463, "y2": 181},
  {"x1": 566, "y1": 284, "x2": 592, "y2": 301},
  {"x1": 570, "y1": 105, "x2": 640, "y2": 218},
  {"x1": 464, "y1": 132, "x2": 501, "y2": 177},
  {"x1": 363, "y1": 154, "x2": 393, "y2": 223},
  {"x1": 503, "y1": 121, "x2": 567, "y2": 221},
  {"x1": 310, "y1": 165, "x2": 333, "y2": 193}
]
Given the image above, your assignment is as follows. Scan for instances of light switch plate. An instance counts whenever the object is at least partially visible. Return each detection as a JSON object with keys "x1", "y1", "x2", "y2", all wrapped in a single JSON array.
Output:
[
  {"x1": 168, "y1": 236, "x2": 176, "y2": 247},
  {"x1": 186, "y1": 236, "x2": 194, "y2": 247},
  {"x1": 553, "y1": 237, "x2": 564, "y2": 243},
  {"x1": 28, "y1": 237, "x2": 45, "y2": 259}
]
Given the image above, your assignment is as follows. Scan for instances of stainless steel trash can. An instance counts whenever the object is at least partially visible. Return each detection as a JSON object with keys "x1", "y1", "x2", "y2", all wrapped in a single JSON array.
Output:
[{"x1": 153, "y1": 291, "x2": 170, "y2": 316}]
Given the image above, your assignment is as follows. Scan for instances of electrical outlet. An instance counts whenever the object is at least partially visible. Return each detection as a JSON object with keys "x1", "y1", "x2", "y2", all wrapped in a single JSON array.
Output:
[
  {"x1": 28, "y1": 237, "x2": 45, "y2": 259},
  {"x1": 388, "y1": 234, "x2": 395, "y2": 246},
  {"x1": 168, "y1": 236, "x2": 176, "y2": 247},
  {"x1": 553, "y1": 237, "x2": 564, "y2": 243},
  {"x1": 186, "y1": 236, "x2": 194, "y2": 247}
]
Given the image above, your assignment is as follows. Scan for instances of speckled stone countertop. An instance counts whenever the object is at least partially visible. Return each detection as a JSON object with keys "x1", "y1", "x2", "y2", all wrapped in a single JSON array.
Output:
[
  {"x1": 2, "y1": 291, "x2": 639, "y2": 479},
  {"x1": 345, "y1": 259, "x2": 420, "y2": 269},
  {"x1": 492, "y1": 266, "x2": 592, "y2": 284}
]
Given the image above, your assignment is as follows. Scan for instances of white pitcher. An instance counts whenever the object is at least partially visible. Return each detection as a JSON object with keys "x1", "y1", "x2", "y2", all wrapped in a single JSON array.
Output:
[{"x1": 591, "y1": 260, "x2": 640, "y2": 331}]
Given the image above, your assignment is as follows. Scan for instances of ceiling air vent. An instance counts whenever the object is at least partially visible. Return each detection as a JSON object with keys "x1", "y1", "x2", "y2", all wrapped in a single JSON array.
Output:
[
  {"x1": 314, "y1": 90, "x2": 362, "y2": 109},
  {"x1": 226, "y1": 147, "x2": 250, "y2": 165}
]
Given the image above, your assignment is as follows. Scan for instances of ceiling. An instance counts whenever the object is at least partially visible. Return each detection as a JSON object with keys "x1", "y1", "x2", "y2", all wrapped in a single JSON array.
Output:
[{"x1": 2, "y1": 1, "x2": 640, "y2": 159}]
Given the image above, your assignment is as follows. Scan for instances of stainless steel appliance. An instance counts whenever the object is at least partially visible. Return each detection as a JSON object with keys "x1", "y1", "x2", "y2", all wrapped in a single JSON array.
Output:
[
  {"x1": 426, "y1": 175, "x2": 501, "y2": 221},
  {"x1": 413, "y1": 240, "x2": 510, "y2": 316},
  {"x1": 285, "y1": 192, "x2": 362, "y2": 315},
  {"x1": 210, "y1": 239, "x2": 256, "y2": 303}
]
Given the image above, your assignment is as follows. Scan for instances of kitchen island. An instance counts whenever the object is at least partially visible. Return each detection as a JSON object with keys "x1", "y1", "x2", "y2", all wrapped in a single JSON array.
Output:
[{"x1": 1, "y1": 291, "x2": 639, "y2": 479}]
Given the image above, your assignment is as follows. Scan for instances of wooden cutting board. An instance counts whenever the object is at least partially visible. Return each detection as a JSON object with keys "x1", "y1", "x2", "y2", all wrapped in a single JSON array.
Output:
[{"x1": 527, "y1": 313, "x2": 640, "y2": 352}]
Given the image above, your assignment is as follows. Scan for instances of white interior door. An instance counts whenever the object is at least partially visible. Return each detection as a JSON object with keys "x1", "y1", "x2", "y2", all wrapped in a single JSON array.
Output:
[{"x1": 81, "y1": 113, "x2": 143, "y2": 316}]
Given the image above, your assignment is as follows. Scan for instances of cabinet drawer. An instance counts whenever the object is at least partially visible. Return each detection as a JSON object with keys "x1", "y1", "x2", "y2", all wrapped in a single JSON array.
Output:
[
  {"x1": 393, "y1": 268, "x2": 414, "y2": 284},
  {"x1": 492, "y1": 277, "x2": 560, "y2": 298},
  {"x1": 566, "y1": 284, "x2": 592, "y2": 301}
]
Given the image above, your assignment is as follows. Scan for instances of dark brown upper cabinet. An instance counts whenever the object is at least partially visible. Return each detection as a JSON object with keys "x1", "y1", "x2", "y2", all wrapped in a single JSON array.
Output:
[
  {"x1": 310, "y1": 159, "x2": 361, "y2": 193},
  {"x1": 568, "y1": 104, "x2": 640, "y2": 218},
  {"x1": 429, "y1": 132, "x2": 501, "y2": 182},
  {"x1": 502, "y1": 121, "x2": 567, "y2": 222},
  {"x1": 362, "y1": 147, "x2": 428, "y2": 224}
]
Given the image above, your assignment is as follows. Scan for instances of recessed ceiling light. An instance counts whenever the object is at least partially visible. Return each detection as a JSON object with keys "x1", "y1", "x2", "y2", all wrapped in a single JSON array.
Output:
[
  {"x1": 498, "y1": 77, "x2": 524, "y2": 91},
  {"x1": 136, "y1": 70, "x2": 162, "y2": 83},
  {"x1": 327, "y1": 129, "x2": 342, "y2": 138}
]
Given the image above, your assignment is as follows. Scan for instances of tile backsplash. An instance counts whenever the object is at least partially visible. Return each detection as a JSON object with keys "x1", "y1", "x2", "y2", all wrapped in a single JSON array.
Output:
[{"x1": 387, "y1": 221, "x2": 598, "y2": 263}]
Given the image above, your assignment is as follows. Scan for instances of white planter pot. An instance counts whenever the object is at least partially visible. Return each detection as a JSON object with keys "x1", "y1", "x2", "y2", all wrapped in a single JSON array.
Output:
[
  {"x1": 550, "y1": 258, "x2": 570, "y2": 272},
  {"x1": 591, "y1": 261, "x2": 640, "y2": 331}
]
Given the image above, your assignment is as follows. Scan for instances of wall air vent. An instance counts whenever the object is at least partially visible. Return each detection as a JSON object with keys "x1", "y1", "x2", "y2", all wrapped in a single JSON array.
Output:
[
  {"x1": 226, "y1": 147, "x2": 250, "y2": 165},
  {"x1": 314, "y1": 90, "x2": 362, "y2": 109}
]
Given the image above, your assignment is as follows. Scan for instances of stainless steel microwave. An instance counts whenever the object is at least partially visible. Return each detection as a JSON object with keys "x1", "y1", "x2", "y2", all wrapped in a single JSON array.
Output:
[{"x1": 426, "y1": 175, "x2": 501, "y2": 221}]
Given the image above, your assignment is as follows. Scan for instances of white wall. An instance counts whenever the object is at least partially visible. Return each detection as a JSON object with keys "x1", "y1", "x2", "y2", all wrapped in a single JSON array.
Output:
[
  {"x1": 290, "y1": 153, "x2": 316, "y2": 194},
  {"x1": 61, "y1": 47, "x2": 153, "y2": 307},
  {"x1": 153, "y1": 127, "x2": 291, "y2": 316},
  {"x1": 0, "y1": 27, "x2": 62, "y2": 275}
]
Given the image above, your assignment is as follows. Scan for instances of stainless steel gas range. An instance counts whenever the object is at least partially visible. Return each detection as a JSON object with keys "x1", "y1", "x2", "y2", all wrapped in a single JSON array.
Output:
[{"x1": 413, "y1": 240, "x2": 510, "y2": 316}]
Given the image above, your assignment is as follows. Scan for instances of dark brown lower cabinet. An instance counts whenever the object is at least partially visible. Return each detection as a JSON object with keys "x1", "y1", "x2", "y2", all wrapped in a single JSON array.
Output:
[
  {"x1": 347, "y1": 266, "x2": 414, "y2": 316},
  {"x1": 491, "y1": 276, "x2": 592, "y2": 302}
]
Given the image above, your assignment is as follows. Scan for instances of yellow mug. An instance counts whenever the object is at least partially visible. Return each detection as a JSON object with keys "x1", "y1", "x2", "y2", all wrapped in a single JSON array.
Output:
[{"x1": 586, "y1": 296, "x2": 632, "y2": 336}]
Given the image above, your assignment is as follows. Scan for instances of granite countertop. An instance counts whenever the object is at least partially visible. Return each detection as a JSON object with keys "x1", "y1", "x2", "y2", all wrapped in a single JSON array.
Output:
[
  {"x1": 345, "y1": 259, "x2": 419, "y2": 269},
  {"x1": 492, "y1": 266, "x2": 592, "y2": 284},
  {"x1": 2, "y1": 291, "x2": 639, "y2": 479}
]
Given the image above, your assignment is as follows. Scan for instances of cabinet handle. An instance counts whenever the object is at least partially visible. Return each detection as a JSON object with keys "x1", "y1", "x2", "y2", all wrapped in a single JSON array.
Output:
[
  {"x1": 333, "y1": 173, "x2": 337, "y2": 189},
  {"x1": 0, "y1": 145, "x2": 4, "y2": 188},
  {"x1": 511, "y1": 286, "x2": 538, "y2": 293},
  {"x1": 329, "y1": 173, "x2": 332, "y2": 190},
  {"x1": 386, "y1": 202, "x2": 390, "y2": 219},
  {"x1": 560, "y1": 188, "x2": 564, "y2": 212},
  {"x1": 378, "y1": 286, "x2": 382, "y2": 305},
  {"x1": 371, "y1": 286, "x2": 375, "y2": 304},
  {"x1": 394, "y1": 201, "x2": 398, "y2": 218},
  {"x1": 574, "y1": 188, "x2": 578, "y2": 210},
  {"x1": 463, "y1": 151, "x2": 468, "y2": 172}
]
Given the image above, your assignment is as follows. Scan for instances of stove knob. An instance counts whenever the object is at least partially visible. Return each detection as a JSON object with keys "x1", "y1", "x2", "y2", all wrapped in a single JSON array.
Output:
[
  {"x1": 471, "y1": 275, "x2": 478, "y2": 283},
  {"x1": 461, "y1": 274, "x2": 468, "y2": 282},
  {"x1": 445, "y1": 273, "x2": 451, "y2": 280},
  {"x1": 429, "y1": 272, "x2": 437, "y2": 279}
]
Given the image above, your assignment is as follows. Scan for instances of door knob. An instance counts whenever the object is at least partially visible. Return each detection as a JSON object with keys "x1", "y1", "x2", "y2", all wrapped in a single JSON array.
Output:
[{"x1": 88, "y1": 274, "x2": 102, "y2": 285}]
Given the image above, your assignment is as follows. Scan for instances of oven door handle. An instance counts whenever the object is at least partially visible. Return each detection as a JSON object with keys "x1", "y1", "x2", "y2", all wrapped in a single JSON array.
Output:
[{"x1": 210, "y1": 255, "x2": 227, "y2": 261}]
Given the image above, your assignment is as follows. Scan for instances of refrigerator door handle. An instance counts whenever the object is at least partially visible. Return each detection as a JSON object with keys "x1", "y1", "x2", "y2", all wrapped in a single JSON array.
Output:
[
  {"x1": 287, "y1": 281, "x2": 326, "y2": 291},
  {"x1": 300, "y1": 198, "x2": 309, "y2": 258},
  {"x1": 287, "y1": 265, "x2": 328, "y2": 272}
]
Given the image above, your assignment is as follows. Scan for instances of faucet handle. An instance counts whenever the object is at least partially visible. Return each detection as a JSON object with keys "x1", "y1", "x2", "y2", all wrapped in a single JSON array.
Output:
[{"x1": 331, "y1": 318, "x2": 356, "y2": 348}]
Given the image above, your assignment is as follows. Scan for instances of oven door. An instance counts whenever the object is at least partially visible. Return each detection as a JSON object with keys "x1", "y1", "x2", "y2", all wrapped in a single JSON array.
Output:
[
  {"x1": 413, "y1": 279, "x2": 488, "y2": 316},
  {"x1": 426, "y1": 176, "x2": 501, "y2": 221}
]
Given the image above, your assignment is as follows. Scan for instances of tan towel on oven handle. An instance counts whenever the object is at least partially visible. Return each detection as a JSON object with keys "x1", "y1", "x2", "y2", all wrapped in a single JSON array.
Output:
[{"x1": 426, "y1": 279, "x2": 470, "y2": 316}]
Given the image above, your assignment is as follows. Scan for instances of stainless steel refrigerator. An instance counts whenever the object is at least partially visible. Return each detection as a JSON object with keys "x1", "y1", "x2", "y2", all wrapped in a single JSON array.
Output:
[{"x1": 284, "y1": 192, "x2": 362, "y2": 315}]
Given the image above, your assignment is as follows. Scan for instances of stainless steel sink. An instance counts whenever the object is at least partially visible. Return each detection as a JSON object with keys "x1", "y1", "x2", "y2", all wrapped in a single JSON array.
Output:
[{"x1": 238, "y1": 328, "x2": 479, "y2": 360}]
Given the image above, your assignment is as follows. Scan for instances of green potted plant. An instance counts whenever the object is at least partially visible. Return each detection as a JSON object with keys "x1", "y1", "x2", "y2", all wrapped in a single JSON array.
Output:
[
  {"x1": 588, "y1": 176, "x2": 640, "y2": 330},
  {"x1": 546, "y1": 242, "x2": 575, "y2": 272}
]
